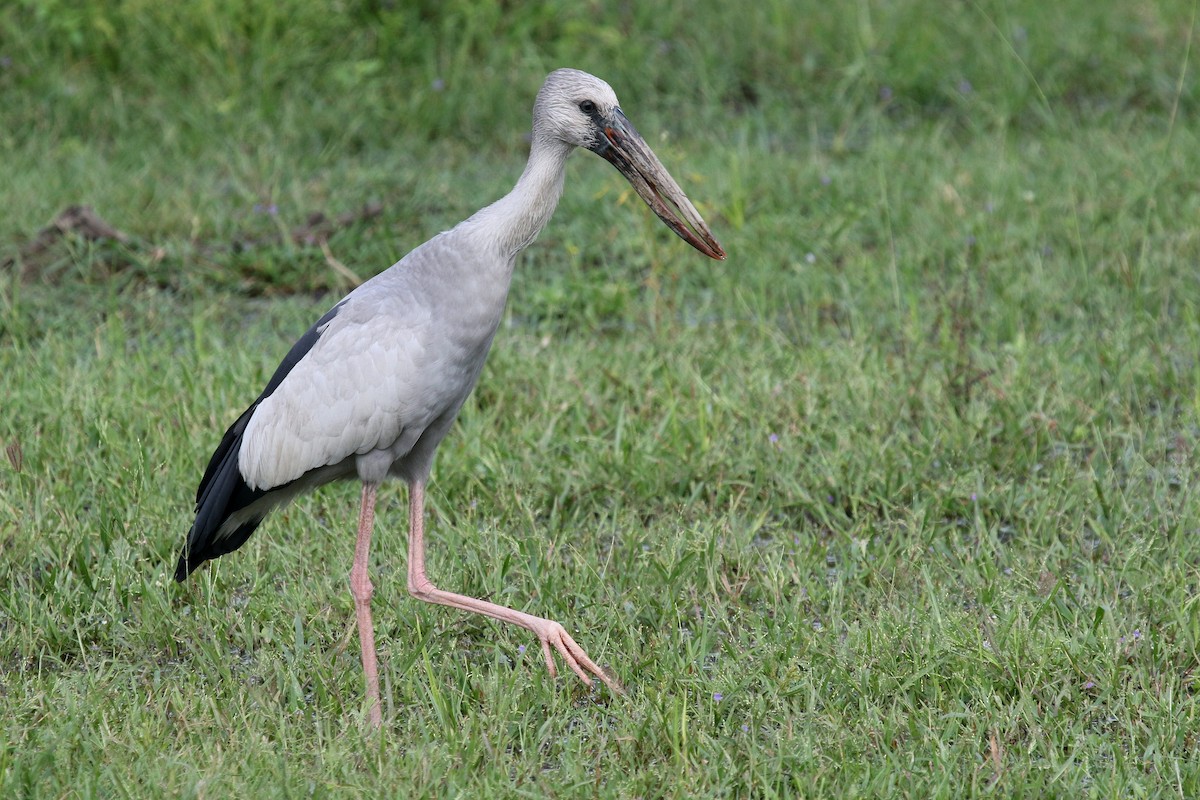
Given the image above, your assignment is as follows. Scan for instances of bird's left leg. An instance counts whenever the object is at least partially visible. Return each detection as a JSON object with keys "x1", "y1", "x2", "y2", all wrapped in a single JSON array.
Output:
[
  {"x1": 350, "y1": 482, "x2": 383, "y2": 728},
  {"x1": 405, "y1": 480, "x2": 623, "y2": 695}
]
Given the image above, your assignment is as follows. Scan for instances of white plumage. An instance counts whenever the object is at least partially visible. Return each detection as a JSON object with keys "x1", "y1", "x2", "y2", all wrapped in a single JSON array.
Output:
[{"x1": 175, "y1": 69, "x2": 725, "y2": 727}]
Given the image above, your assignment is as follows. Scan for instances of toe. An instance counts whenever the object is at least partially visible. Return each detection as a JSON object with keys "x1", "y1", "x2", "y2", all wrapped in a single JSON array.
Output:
[{"x1": 530, "y1": 619, "x2": 622, "y2": 694}]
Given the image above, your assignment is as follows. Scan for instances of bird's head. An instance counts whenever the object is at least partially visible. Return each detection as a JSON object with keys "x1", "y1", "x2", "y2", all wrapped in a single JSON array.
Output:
[
  {"x1": 533, "y1": 68, "x2": 726, "y2": 261},
  {"x1": 533, "y1": 69, "x2": 621, "y2": 152}
]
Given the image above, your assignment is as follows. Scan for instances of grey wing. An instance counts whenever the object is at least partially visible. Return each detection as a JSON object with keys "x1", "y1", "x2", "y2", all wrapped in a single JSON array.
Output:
[
  {"x1": 240, "y1": 231, "x2": 504, "y2": 490},
  {"x1": 237, "y1": 304, "x2": 440, "y2": 490},
  {"x1": 176, "y1": 301, "x2": 350, "y2": 580}
]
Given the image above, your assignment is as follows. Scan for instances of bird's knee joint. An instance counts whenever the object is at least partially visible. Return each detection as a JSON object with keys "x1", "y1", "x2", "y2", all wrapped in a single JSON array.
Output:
[{"x1": 407, "y1": 576, "x2": 435, "y2": 600}]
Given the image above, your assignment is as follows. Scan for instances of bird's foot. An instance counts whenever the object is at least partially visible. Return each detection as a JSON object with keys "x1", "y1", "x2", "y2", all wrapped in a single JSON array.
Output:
[
  {"x1": 531, "y1": 618, "x2": 625, "y2": 696},
  {"x1": 402, "y1": 565, "x2": 624, "y2": 696}
]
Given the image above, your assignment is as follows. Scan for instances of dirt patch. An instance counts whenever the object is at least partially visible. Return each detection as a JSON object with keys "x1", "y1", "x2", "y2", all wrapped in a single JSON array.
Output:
[{"x1": 4, "y1": 201, "x2": 384, "y2": 291}]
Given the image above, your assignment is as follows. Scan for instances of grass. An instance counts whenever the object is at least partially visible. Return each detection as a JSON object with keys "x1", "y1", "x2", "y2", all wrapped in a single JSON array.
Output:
[{"x1": 2, "y1": 0, "x2": 1200, "y2": 796}]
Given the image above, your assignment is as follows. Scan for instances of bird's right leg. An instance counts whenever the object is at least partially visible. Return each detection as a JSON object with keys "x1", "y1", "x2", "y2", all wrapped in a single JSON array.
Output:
[
  {"x1": 405, "y1": 480, "x2": 623, "y2": 695},
  {"x1": 350, "y1": 482, "x2": 383, "y2": 728}
]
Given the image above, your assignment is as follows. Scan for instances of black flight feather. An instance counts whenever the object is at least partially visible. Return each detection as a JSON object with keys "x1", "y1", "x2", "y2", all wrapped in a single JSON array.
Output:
[{"x1": 174, "y1": 301, "x2": 345, "y2": 581}]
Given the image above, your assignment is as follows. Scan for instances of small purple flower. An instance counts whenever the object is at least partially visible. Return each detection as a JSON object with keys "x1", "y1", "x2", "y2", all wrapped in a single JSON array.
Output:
[
  {"x1": 1132, "y1": 629, "x2": 1142, "y2": 640},
  {"x1": 741, "y1": 724, "x2": 749, "y2": 732},
  {"x1": 958, "y1": 79, "x2": 973, "y2": 95},
  {"x1": 768, "y1": 433, "x2": 779, "y2": 445},
  {"x1": 713, "y1": 692, "x2": 723, "y2": 702},
  {"x1": 518, "y1": 644, "x2": 526, "y2": 654},
  {"x1": 970, "y1": 493, "x2": 977, "y2": 502},
  {"x1": 1083, "y1": 680, "x2": 1096, "y2": 689}
]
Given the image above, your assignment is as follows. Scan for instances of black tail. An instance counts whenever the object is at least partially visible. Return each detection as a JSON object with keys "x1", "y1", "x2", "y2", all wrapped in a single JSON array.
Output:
[{"x1": 174, "y1": 403, "x2": 269, "y2": 581}]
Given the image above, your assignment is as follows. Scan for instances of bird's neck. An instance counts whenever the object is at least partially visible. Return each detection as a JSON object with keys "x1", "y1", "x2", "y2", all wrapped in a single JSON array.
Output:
[{"x1": 466, "y1": 137, "x2": 571, "y2": 260}]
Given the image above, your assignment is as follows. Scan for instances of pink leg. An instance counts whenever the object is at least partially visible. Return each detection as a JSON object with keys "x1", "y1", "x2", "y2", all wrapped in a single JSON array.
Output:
[
  {"x1": 350, "y1": 482, "x2": 383, "y2": 728},
  {"x1": 406, "y1": 480, "x2": 623, "y2": 694}
]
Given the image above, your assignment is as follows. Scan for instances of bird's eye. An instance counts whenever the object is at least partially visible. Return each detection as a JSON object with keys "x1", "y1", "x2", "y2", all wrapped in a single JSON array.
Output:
[{"x1": 579, "y1": 100, "x2": 597, "y2": 115}]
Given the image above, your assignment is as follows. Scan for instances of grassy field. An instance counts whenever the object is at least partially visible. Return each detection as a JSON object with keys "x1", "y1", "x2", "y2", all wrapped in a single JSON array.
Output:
[{"x1": 3, "y1": 0, "x2": 1200, "y2": 796}]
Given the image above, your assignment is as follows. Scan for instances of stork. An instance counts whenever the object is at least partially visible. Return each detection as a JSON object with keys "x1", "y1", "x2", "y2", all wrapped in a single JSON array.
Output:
[{"x1": 175, "y1": 68, "x2": 725, "y2": 727}]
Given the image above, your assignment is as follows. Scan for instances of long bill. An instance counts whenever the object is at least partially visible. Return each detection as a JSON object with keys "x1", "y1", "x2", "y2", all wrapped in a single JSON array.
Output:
[{"x1": 592, "y1": 110, "x2": 726, "y2": 261}]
